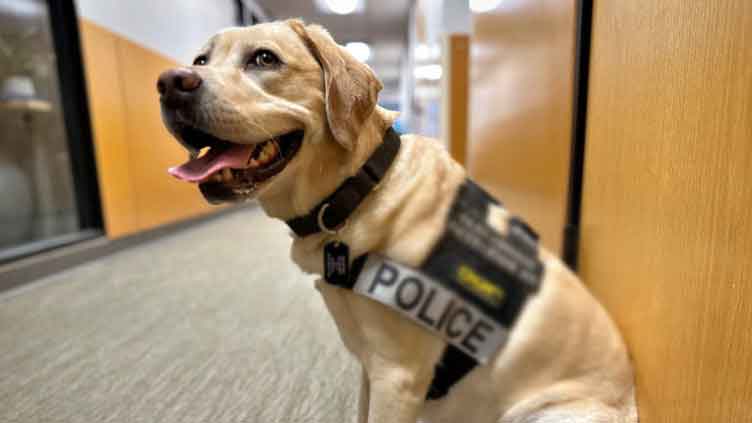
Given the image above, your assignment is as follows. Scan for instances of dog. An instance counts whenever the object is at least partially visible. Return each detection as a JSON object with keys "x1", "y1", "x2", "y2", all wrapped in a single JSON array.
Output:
[{"x1": 158, "y1": 19, "x2": 637, "y2": 423}]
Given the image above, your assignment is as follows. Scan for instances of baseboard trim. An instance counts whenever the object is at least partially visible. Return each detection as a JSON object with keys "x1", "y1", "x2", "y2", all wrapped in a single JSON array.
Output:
[{"x1": 0, "y1": 205, "x2": 249, "y2": 295}]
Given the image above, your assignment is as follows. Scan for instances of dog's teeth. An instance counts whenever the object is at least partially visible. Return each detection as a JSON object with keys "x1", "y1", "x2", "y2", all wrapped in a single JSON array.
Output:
[
  {"x1": 258, "y1": 141, "x2": 277, "y2": 163},
  {"x1": 222, "y1": 168, "x2": 232, "y2": 181},
  {"x1": 233, "y1": 188, "x2": 252, "y2": 196}
]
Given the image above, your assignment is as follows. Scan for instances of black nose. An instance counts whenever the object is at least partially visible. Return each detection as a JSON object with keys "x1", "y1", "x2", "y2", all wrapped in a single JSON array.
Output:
[{"x1": 157, "y1": 68, "x2": 202, "y2": 108}]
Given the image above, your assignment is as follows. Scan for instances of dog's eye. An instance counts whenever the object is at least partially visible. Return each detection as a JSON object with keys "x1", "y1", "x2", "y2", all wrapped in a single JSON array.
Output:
[
  {"x1": 193, "y1": 55, "x2": 208, "y2": 66},
  {"x1": 249, "y1": 50, "x2": 280, "y2": 69}
]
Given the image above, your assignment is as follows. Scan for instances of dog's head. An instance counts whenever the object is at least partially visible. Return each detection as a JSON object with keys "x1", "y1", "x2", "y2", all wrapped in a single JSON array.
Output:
[{"x1": 158, "y1": 20, "x2": 384, "y2": 206}]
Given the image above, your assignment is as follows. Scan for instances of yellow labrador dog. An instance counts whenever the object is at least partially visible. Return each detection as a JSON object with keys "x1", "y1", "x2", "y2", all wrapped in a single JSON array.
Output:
[{"x1": 158, "y1": 20, "x2": 636, "y2": 423}]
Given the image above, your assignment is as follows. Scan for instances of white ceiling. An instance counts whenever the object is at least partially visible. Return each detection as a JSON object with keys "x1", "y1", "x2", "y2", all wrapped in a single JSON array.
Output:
[
  {"x1": 254, "y1": 0, "x2": 411, "y2": 43},
  {"x1": 253, "y1": 0, "x2": 411, "y2": 101}
]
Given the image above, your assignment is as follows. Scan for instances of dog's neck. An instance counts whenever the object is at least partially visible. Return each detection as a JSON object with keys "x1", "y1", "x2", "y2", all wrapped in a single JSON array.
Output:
[{"x1": 257, "y1": 106, "x2": 398, "y2": 222}]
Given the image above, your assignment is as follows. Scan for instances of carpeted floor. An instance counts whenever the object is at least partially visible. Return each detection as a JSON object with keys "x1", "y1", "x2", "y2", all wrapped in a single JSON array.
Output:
[{"x1": 0, "y1": 207, "x2": 359, "y2": 423}]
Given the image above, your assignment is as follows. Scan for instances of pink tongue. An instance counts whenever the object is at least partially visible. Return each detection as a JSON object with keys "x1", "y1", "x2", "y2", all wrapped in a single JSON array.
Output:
[{"x1": 168, "y1": 144, "x2": 254, "y2": 183}]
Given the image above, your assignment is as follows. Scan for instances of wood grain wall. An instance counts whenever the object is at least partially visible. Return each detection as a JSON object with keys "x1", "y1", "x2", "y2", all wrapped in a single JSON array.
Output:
[
  {"x1": 79, "y1": 20, "x2": 219, "y2": 238},
  {"x1": 580, "y1": 1, "x2": 752, "y2": 421},
  {"x1": 468, "y1": 1, "x2": 577, "y2": 255},
  {"x1": 442, "y1": 34, "x2": 470, "y2": 166}
]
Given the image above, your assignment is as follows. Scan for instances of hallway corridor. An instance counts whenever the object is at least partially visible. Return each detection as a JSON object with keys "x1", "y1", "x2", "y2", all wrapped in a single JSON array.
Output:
[{"x1": 0, "y1": 207, "x2": 358, "y2": 422}]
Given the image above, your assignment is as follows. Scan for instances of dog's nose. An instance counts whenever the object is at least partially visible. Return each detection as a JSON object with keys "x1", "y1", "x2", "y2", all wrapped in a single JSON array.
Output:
[{"x1": 157, "y1": 68, "x2": 202, "y2": 108}]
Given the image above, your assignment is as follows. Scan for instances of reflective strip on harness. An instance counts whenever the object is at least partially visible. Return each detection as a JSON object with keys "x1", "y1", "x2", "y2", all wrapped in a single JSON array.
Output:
[{"x1": 354, "y1": 255, "x2": 509, "y2": 364}]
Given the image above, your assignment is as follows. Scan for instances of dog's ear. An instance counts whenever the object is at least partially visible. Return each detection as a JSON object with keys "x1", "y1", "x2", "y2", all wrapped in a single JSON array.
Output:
[{"x1": 289, "y1": 20, "x2": 382, "y2": 151}]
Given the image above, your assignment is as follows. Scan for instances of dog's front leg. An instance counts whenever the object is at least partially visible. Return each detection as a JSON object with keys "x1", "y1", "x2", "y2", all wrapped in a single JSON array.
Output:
[
  {"x1": 355, "y1": 302, "x2": 439, "y2": 423},
  {"x1": 364, "y1": 364, "x2": 428, "y2": 423},
  {"x1": 316, "y1": 281, "x2": 441, "y2": 423}
]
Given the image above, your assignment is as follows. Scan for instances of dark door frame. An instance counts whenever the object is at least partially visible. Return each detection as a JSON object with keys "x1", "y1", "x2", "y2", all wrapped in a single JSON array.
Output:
[
  {"x1": 47, "y1": 0, "x2": 102, "y2": 231},
  {"x1": 562, "y1": 0, "x2": 594, "y2": 270}
]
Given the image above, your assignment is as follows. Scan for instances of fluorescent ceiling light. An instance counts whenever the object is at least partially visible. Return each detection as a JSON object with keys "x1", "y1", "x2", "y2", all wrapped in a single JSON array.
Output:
[
  {"x1": 345, "y1": 42, "x2": 371, "y2": 63},
  {"x1": 415, "y1": 44, "x2": 431, "y2": 61},
  {"x1": 317, "y1": 0, "x2": 362, "y2": 15},
  {"x1": 414, "y1": 64, "x2": 442, "y2": 81},
  {"x1": 470, "y1": 0, "x2": 503, "y2": 13},
  {"x1": 414, "y1": 44, "x2": 441, "y2": 62}
]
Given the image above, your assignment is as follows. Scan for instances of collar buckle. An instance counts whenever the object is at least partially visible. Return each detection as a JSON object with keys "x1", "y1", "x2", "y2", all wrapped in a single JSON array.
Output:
[
  {"x1": 286, "y1": 128, "x2": 401, "y2": 238},
  {"x1": 317, "y1": 203, "x2": 347, "y2": 235}
]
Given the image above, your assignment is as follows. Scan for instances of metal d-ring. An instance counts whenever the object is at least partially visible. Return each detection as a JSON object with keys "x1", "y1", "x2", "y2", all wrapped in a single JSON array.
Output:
[{"x1": 317, "y1": 203, "x2": 346, "y2": 235}]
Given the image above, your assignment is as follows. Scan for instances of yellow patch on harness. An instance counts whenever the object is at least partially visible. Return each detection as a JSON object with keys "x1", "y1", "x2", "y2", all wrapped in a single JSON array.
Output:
[{"x1": 457, "y1": 265, "x2": 506, "y2": 306}]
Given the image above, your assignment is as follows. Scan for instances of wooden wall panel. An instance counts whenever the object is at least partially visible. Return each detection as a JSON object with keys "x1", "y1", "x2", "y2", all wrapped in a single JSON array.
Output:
[
  {"x1": 442, "y1": 34, "x2": 470, "y2": 166},
  {"x1": 79, "y1": 21, "x2": 136, "y2": 237},
  {"x1": 114, "y1": 35, "x2": 217, "y2": 231},
  {"x1": 79, "y1": 20, "x2": 218, "y2": 237},
  {"x1": 468, "y1": 1, "x2": 577, "y2": 254},
  {"x1": 581, "y1": 1, "x2": 752, "y2": 421}
]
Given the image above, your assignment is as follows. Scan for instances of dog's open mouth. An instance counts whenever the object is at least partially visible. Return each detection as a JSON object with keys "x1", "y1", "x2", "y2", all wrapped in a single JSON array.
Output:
[{"x1": 167, "y1": 128, "x2": 304, "y2": 203}]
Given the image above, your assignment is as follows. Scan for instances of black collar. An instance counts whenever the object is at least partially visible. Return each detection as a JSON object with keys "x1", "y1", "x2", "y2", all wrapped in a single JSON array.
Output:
[{"x1": 285, "y1": 127, "x2": 401, "y2": 237}]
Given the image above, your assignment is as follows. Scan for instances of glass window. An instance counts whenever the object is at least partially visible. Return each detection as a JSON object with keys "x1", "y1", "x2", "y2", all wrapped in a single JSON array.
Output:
[{"x1": 0, "y1": 0, "x2": 82, "y2": 254}]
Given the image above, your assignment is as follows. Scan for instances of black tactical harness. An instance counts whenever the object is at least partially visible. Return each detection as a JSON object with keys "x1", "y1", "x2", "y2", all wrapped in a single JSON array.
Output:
[{"x1": 285, "y1": 128, "x2": 543, "y2": 400}]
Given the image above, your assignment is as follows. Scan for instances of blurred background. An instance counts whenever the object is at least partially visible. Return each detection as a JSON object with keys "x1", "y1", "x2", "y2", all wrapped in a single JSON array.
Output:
[{"x1": 1, "y1": 1, "x2": 751, "y2": 422}]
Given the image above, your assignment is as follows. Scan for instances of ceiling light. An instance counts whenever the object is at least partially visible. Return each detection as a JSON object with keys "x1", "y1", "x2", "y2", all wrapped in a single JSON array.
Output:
[
  {"x1": 414, "y1": 44, "x2": 441, "y2": 62},
  {"x1": 470, "y1": 0, "x2": 503, "y2": 13},
  {"x1": 414, "y1": 64, "x2": 442, "y2": 81},
  {"x1": 325, "y1": 0, "x2": 358, "y2": 14},
  {"x1": 415, "y1": 44, "x2": 431, "y2": 61},
  {"x1": 345, "y1": 42, "x2": 371, "y2": 63}
]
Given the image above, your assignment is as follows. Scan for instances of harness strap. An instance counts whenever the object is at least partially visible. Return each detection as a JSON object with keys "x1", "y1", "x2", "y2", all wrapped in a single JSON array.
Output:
[
  {"x1": 341, "y1": 254, "x2": 478, "y2": 401},
  {"x1": 426, "y1": 345, "x2": 478, "y2": 400}
]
